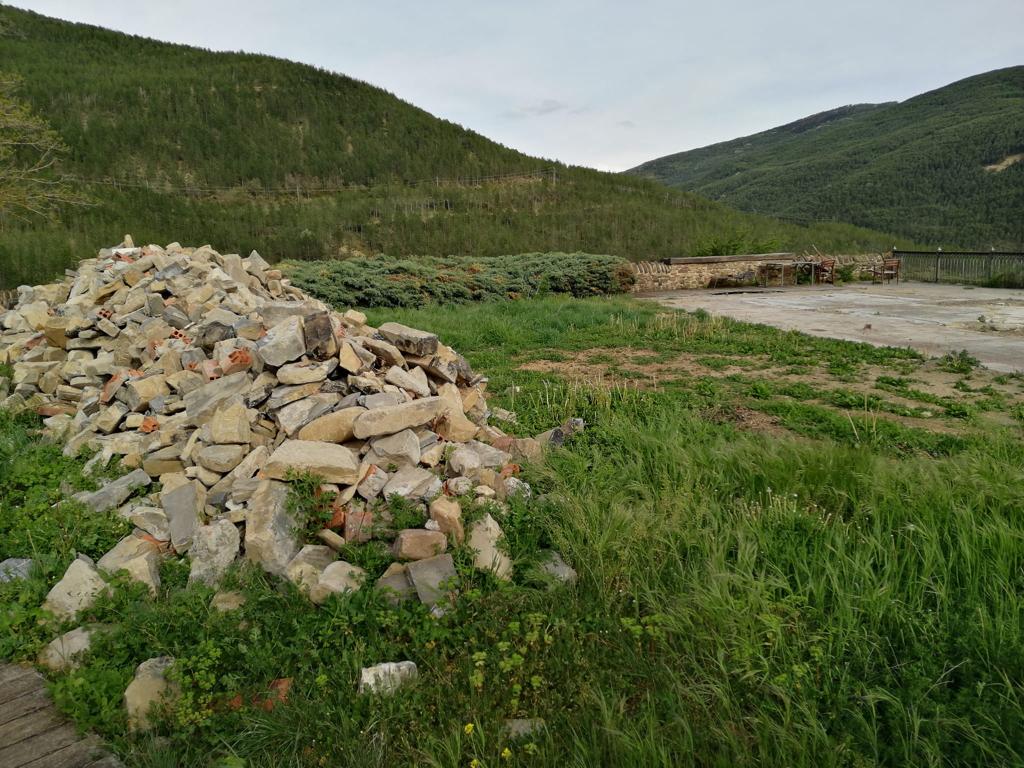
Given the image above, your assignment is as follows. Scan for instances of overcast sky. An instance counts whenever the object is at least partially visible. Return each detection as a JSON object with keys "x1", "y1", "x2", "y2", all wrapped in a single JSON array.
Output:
[{"x1": 10, "y1": 0, "x2": 1024, "y2": 171}]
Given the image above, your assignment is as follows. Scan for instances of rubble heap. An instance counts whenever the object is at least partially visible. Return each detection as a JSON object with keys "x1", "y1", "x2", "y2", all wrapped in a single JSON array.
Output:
[{"x1": 0, "y1": 239, "x2": 579, "y2": 634}]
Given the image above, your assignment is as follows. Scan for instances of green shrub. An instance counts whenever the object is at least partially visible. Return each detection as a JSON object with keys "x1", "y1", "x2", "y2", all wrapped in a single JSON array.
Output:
[{"x1": 285, "y1": 252, "x2": 634, "y2": 308}]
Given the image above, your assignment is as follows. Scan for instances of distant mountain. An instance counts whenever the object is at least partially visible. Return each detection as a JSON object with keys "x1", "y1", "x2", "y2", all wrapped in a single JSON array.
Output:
[
  {"x1": 629, "y1": 68, "x2": 1024, "y2": 249},
  {"x1": 0, "y1": 5, "x2": 906, "y2": 288}
]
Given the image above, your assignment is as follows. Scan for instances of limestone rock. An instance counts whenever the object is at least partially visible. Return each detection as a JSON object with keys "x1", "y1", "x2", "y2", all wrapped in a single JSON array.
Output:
[
  {"x1": 210, "y1": 590, "x2": 246, "y2": 612},
  {"x1": 352, "y1": 397, "x2": 444, "y2": 439},
  {"x1": 277, "y1": 358, "x2": 337, "y2": 385},
  {"x1": 125, "y1": 375, "x2": 169, "y2": 412},
  {"x1": 265, "y1": 440, "x2": 360, "y2": 484},
  {"x1": 38, "y1": 625, "x2": 101, "y2": 672},
  {"x1": 0, "y1": 557, "x2": 34, "y2": 583},
  {"x1": 188, "y1": 519, "x2": 241, "y2": 586},
  {"x1": 370, "y1": 429, "x2": 421, "y2": 467},
  {"x1": 538, "y1": 550, "x2": 577, "y2": 585},
  {"x1": 257, "y1": 315, "x2": 306, "y2": 367},
  {"x1": 210, "y1": 400, "x2": 251, "y2": 444},
  {"x1": 73, "y1": 468, "x2": 151, "y2": 513},
  {"x1": 405, "y1": 553, "x2": 458, "y2": 606},
  {"x1": 185, "y1": 372, "x2": 252, "y2": 427},
  {"x1": 296, "y1": 406, "x2": 365, "y2": 443},
  {"x1": 467, "y1": 513, "x2": 513, "y2": 580},
  {"x1": 125, "y1": 656, "x2": 179, "y2": 732},
  {"x1": 378, "y1": 322, "x2": 439, "y2": 356},
  {"x1": 393, "y1": 529, "x2": 447, "y2": 560},
  {"x1": 384, "y1": 365, "x2": 431, "y2": 397},
  {"x1": 382, "y1": 466, "x2": 440, "y2": 500},
  {"x1": 358, "y1": 660, "x2": 418, "y2": 695},
  {"x1": 97, "y1": 535, "x2": 162, "y2": 594},
  {"x1": 284, "y1": 545, "x2": 337, "y2": 592},
  {"x1": 375, "y1": 562, "x2": 415, "y2": 604},
  {"x1": 160, "y1": 480, "x2": 206, "y2": 553},
  {"x1": 429, "y1": 496, "x2": 464, "y2": 544},
  {"x1": 197, "y1": 444, "x2": 246, "y2": 473},
  {"x1": 42, "y1": 557, "x2": 108, "y2": 622},
  {"x1": 245, "y1": 480, "x2": 298, "y2": 576},
  {"x1": 310, "y1": 561, "x2": 366, "y2": 604}
]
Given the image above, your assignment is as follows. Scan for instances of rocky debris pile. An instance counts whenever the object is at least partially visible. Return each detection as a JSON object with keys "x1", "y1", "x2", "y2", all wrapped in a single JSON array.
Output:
[{"x1": 0, "y1": 238, "x2": 579, "y2": 716}]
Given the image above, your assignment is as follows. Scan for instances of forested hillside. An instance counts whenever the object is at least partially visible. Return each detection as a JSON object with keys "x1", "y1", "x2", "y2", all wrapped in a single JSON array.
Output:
[
  {"x1": 0, "y1": 5, "x2": 906, "y2": 288},
  {"x1": 630, "y1": 68, "x2": 1024, "y2": 249}
]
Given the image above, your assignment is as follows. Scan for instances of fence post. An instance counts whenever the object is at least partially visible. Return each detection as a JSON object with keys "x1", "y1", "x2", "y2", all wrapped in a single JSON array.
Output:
[{"x1": 934, "y1": 250, "x2": 941, "y2": 282}]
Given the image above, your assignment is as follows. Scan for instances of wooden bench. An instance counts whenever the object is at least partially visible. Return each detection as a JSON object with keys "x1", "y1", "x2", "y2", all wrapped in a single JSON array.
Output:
[{"x1": 872, "y1": 258, "x2": 901, "y2": 284}]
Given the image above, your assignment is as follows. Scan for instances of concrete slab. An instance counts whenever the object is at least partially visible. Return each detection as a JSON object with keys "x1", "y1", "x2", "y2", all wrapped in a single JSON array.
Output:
[{"x1": 642, "y1": 282, "x2": 1024, "y2": 373}]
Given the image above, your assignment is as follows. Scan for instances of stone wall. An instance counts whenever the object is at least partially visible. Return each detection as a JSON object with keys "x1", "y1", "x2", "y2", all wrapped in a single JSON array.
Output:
[
  {"x1": 629, "y1": 254, "x2": 799, "y2": 292},
  {"x1": 629, "y1": 252, "x2": 889, "y2": 292}
]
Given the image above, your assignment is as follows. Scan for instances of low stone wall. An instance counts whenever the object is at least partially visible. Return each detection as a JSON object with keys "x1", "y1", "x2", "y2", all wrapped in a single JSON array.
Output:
[
  {"x1": 630, "y1": 254, "x2": 799, "y2": 292},
  {"x1": 629, "y1": 252, "x2": 889, "y2": 292}
]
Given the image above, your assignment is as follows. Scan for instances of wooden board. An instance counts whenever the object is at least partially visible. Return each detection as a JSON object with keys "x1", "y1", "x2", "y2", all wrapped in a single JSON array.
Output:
[{"x1": 0, "y1": 664, "x2": 121, "y2": 768}]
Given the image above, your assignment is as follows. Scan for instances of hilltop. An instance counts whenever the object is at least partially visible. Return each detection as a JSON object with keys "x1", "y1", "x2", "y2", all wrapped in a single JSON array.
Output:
[
  {"x1": 0, "y1": 5, "x2": 904, "y2": 288},
  {"x1": 630, "y1": 67, "x2": 1024, "y2": 248}
]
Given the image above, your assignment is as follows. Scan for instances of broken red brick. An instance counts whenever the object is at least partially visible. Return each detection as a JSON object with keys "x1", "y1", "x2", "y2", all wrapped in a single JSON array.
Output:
[
  {"x1": 221, "y1": 348, "x2": 253, "y2": 375},
  {"x1": 201, "y1": 359, "x2": 224, "y2": 381},
  {"x1": 138, "y1": 416, "x2": 160, "y2": 433}
]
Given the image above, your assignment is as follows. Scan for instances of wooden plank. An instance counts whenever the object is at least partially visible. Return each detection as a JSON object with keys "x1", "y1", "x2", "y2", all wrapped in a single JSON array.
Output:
[
  {"x1": 0, "y1": 672, "x2": 48, "y2": 705},
  {"x1": 0, "y1": 688, "x2": 53, "y2": 726},
  {"x1": 0, "y1": 707, "x2": 66, "y2": 748},
  {"x1": 0, "y1": 664, "x2": 40, "y2": 687},
  {"x1": 22, "y1": 738, "x2": 104, "y2": 768},
  {"x1": 0, "y1": 722, "x2": 85, "y2": 765},
  {"x1": 84, "y1": 757, "x2": 124, "y2": 768}
]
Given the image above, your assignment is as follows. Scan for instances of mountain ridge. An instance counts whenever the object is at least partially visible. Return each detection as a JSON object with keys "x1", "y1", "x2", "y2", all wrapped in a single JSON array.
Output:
[{"x1": 629, "y1": 67, "x2": 1024, "y2": 247}]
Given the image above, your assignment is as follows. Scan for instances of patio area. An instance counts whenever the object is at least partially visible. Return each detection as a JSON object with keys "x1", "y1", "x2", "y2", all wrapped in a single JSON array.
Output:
[{"x1": 641, "y1": 281, "x2": 1024, "y2": 373}]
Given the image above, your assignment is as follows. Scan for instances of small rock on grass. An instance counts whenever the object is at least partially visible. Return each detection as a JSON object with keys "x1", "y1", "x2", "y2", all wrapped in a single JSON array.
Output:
[
  {"x1": 38, "y1": 625, "x2": 102, "y2": 671},
  {"x1": 0, "y1": 557, "x2": 34, "y2": 582},
  {"x1": 467, "y1": 513, "x2": 513, "y2": 580},
  {"x1": 125, "y1": 656, "x2": 179, "y2": 732},
  {"x1": 358, "y1": 661, "x2": 418, "y2": 695}
]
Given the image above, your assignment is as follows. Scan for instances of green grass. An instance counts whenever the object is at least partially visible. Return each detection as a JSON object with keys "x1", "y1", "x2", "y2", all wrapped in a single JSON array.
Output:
[{"x1": 4, "y1": 296, "x2": 1024, "y2": 766}]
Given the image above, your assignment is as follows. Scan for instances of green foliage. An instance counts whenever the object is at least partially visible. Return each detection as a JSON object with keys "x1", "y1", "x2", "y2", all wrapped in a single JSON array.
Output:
[
  {"x1": 0, "y1": 409, "x2": 130, "y2": 568},
  {"x1": 5, "y1": 296, "x2": 1024, "y2": 765},
  {"x1": 284, "y1": 470, "x2": 337, "y2": 539},
  {"x1": 632, "y1": 67, "x2": 1024, "y2": 249},
  {"x1": 286, "y1": 252, "x2": 634, "y2": 308},
  {"x1": 938, "y1": 349, "x2": 981, "y2": 374},
  {"x1": 0, "y1": 5, "x2": 909, "y2": 288}
]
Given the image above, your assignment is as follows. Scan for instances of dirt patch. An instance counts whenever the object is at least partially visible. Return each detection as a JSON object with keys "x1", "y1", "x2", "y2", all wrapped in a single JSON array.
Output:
[
  {"x1": 984, "y1": 153, "x2": 1024, "y2": 173},
  {"x1": 518, "y1": 347, "x2": 769, "y2": 386}
]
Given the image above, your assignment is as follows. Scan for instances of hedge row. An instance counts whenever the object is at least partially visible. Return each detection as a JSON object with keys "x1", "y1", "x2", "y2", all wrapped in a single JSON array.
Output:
[{"x1": 285, "y1": 252, "x2": 635, "y2": 308}]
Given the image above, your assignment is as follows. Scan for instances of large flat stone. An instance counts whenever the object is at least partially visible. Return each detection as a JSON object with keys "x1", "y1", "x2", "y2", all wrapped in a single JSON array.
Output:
[
  {"x1": 244, "y1": 479, "x2": 298, "y2": 576},
  {"x1": 378, "y1": 322, "x2": 439, "y2": 356},
  {"x1": 405, "y1": 553, "x2": 458, "y2": 606},
  {"x1": 188, "y1": 519, "x2": 241, "y2": 586},
  {"x1": 160, "y1": 480, "x2": 206, "y2": 553},
  {"x1": 42, "y1": 557, "x2": 107, "y2": 621},
  {"x1": 296, "y1": 406, "x2": 366, "y2": 442},
  {"x1": 265, "y1": 439, "x2": 360, "y2": 484},
  {"x1": 352, "y1": 397, "x2": 445, "y2": 439},
  {"x1": 184, "y1": 372, "x2": 252, "y2": 425}
]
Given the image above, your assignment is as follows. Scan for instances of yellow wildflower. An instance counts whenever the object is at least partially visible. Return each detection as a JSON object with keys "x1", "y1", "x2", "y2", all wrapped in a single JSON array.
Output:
[
  {"x1": 464, "y1": 723, "x2": 475, "y2": 735},
  {"x1": 501, "y1": 747, "x2": 513, "y2": 760}
]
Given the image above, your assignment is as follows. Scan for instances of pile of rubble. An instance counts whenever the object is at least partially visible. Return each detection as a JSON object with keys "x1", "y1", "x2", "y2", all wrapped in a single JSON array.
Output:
[{"x1": 0, "y1": 239, "x2": 577, "y2": 712}]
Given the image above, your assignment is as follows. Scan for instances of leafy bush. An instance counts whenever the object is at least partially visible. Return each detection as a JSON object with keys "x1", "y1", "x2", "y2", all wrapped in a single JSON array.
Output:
[{"x1": 286, "y1": 252, "x2": 635, "y2": 308}]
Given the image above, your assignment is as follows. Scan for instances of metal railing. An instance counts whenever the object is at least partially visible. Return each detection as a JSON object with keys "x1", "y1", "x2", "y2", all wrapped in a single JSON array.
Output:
[{"x1": 895, "y1": 250, "x2": 1024, "y2": 287}]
